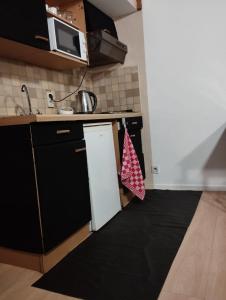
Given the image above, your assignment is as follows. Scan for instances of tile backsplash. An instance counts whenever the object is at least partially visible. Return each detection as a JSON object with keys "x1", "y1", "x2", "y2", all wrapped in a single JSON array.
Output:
[
  {"x1": 0, "y1": 58, "x2": 141, "y2": 116},
  {"x1": 90, "y1": 66, "x2": 141, "y2": 113}
]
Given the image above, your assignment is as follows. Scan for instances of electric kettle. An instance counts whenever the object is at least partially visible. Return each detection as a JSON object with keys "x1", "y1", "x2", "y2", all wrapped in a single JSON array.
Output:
[{"x1": 76, "y1": 90, "x2": 97, "y2": 113}]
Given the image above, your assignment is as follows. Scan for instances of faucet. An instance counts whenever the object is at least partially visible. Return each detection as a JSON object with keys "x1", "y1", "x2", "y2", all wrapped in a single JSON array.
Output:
[{"x1": 21, "y1": 84, "x2": 32, "y2": 115}]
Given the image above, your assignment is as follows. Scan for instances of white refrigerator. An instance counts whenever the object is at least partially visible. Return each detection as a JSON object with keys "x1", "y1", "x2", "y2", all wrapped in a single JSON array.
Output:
[{"x1": 83, "y1": 123, "x2": 121, "y2": 231}]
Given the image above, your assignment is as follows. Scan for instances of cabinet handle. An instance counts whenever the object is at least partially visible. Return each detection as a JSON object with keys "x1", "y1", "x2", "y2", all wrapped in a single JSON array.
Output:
[
  {"x1": 74, "y1": 147, "x2": 86, "y2": 153},
  {"x1": 56, "y1": 129, "x2": 71, "y2": 135},
  {"x1": 34, "y1": 35, "x2": 49, "y2": 42},
  {"x1": 130, "y1": 134, "x2": 136, "y2": 137},
  {"x1": 131, "y1": 122, "x2": 138, "y2": 125}
]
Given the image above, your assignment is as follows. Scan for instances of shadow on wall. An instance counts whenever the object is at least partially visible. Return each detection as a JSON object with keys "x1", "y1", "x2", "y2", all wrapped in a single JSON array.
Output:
[{"x1": 178, "y1": 123, "x2": 226, "y2": 189}]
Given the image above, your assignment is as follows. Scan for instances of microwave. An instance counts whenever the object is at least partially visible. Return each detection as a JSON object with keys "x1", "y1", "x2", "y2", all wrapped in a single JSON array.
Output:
[{"x1": 47, "y1": 17, "x2": 87, "y2": 61}]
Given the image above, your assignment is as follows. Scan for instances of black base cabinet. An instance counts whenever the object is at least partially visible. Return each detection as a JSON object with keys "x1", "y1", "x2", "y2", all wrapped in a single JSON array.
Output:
[
  {"x1": 0, "y1": 122, "x2": 91, "y2": 254},
  {"x1": 0, "y1": 125, "x2": 43, "y2": 253},
  {"x1": 118, "y1": 117, "x2": 146, "y2": 179}
]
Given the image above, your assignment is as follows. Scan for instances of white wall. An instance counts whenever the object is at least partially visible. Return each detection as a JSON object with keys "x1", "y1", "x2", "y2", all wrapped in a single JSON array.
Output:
[
  {"x1": 142, "y1": 0, "x2": 226, "y2": 190},
  {"x1": 116, "y1": 11, "x2": 153, "y2": 188}
]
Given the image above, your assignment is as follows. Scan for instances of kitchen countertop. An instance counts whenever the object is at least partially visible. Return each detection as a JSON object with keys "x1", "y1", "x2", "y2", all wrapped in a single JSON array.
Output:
[{"x1": 0, "y1": 112, "x2": 142, "y2": 126}]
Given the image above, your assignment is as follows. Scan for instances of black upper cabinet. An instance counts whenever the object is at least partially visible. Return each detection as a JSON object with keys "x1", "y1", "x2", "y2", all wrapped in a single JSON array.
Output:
[
  {"x1": 0, "y1": 0, "x2": 50, "y2": 50},
  {"x1": 83, "y1": 0, "x2": 118, "y2": 38}
]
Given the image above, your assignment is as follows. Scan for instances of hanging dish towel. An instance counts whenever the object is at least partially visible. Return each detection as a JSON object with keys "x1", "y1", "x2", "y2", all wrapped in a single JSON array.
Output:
[{"x1": 120, "y1": 128, "x2": 145, "y2": 200}]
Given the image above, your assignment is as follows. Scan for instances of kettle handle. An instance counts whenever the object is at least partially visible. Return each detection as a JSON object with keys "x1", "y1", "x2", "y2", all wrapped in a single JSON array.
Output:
[{"x1": 87, "y1": 91, "x2": 97, "y2": 113}]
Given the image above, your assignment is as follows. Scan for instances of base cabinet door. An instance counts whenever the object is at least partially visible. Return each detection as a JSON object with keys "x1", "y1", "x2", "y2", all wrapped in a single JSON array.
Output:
[
  {"x1": 0, "y1": 125, "x2": 43, "y2": 253},
  {"x1": 34, "y1": 139, "x2": 91, "y2": 253}
]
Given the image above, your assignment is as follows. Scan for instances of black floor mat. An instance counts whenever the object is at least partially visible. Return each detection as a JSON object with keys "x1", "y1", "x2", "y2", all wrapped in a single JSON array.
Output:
[{"x1": 33, "y1": 190, "x2": 201, "y2": 300}]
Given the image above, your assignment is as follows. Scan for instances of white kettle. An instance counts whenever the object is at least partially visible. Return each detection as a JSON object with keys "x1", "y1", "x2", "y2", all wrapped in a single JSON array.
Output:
[{"x1": 76, "y1": 90, "x2": 97, "y2": 113}]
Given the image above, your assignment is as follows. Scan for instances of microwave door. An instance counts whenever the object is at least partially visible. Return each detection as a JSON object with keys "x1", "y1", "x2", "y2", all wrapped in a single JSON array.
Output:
[
  {"x1": 73, "y1": 36, "x2": 81, "y2": 57},
  {"x1": 54, "y1": 20, "x2": 81, "y2": 59}
]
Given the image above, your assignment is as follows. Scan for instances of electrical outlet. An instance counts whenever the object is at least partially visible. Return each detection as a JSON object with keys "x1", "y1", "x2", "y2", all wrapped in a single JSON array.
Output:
[
  {"x1": 152, "y1": 166, "x2": 160, "y2": 174},
  {"x1": 46, "y1": 90, "x2": 55, "y2": 108}
]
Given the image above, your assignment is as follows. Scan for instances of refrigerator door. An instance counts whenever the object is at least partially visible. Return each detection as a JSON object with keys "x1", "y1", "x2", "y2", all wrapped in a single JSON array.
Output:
[{"x1": 84, "y1": 123, "x2": 121, "y2": 230}]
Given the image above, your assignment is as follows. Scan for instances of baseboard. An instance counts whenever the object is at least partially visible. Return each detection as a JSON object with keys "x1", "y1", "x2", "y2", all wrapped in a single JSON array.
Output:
[
  {"x1": 144, "y1": 181, "x2": 153, "y2": 189},
  {"x1": 148, "y1": 184, "x2": 226, "y2": 191},
  {"x1": 0, "y1": 247, "x2": 42, "y2": 272}
]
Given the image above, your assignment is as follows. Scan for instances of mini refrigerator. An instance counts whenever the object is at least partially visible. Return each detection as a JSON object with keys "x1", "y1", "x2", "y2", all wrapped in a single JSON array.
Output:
[{"x1": 83, "y1": 123, "x2": 121, "y2": 231}]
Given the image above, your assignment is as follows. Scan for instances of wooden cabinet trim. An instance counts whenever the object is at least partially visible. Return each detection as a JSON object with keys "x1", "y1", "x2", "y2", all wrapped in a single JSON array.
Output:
[
  {"x1": 0, "y1": 37, "x2": 87, "y2": 70},
  {"x1": 137, "y1": 0, "x2": 142, "y2": 10},
  {"x1": 0, "y1": 224, "x2": 90, "y2": 273}
]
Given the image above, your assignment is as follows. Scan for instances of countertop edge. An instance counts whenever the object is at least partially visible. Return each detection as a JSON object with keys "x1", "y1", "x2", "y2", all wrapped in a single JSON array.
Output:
[{"x1": 0, "y1": 113, "x2": 142, "y2": 126}]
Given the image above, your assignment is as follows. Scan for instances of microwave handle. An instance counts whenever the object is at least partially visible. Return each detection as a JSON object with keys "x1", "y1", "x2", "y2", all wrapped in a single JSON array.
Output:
[{"x1": 34, "y1": 35, "x2": 49, "y2": 42}]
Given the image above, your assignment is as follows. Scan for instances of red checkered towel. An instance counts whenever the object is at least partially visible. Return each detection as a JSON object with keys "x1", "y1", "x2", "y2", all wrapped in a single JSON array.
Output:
[{"x1": 120, "y1": 128, "x2": 145, "y2": 200}]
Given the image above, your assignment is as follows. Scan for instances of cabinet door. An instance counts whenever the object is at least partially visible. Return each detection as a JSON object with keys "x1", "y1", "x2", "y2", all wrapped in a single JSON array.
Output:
[
  {"x1": 0, "y1": 1, "x2": 49, "y2": 50},
  {"x1": 0, "y1": 125, "x2": 43, "y2": 253},
  {"x1": 34, "y1": 140, "x2": 91, "y2": 253},
  {"x1": 129, "y1": 131, "x2": 146, "y2": 179}
]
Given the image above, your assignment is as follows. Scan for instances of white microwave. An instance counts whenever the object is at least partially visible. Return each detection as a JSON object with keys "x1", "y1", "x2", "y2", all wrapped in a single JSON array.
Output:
[{"x1": 47, "y1": 17, "x2": 88, "y2": 61}]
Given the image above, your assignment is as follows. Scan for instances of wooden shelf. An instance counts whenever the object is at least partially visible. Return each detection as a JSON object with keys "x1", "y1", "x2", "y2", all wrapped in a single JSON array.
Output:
[
  {"x1": 137, "y1": 0, "x2": 142, "y2": 10},
  {"x1": 47, "y1": 11, "x2": 79, "y2": 30},
  {"x1": 46, "y1": 0, "x2": 86, "y2": 32},
  {"x1": 46, "y1": 0, "x2": 74, "y2": 6},
  {"x1": 0, "y1": 37, "x2": 87, "y2": 70}
]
